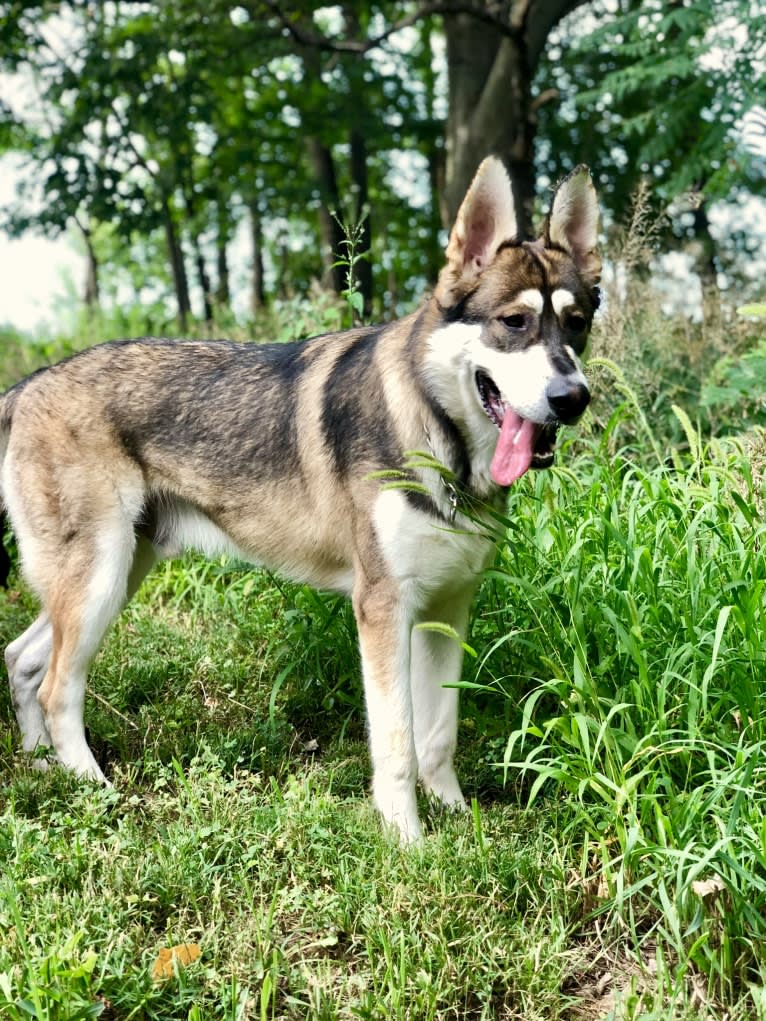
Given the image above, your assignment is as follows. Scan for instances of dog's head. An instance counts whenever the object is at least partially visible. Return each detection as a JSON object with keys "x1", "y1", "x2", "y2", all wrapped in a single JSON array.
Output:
[{"x1": 427, "y1": 157, "x2": 601, "y2": 489}]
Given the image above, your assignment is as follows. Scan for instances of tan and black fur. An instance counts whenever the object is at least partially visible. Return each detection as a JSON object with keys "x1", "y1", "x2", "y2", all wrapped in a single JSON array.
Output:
[{"x1": 0, "y1": 158, "x2": 601, "y2": 842}]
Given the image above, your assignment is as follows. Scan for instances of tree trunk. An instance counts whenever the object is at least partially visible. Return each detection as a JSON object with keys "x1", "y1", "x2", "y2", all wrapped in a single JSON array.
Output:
[
  {"x1": 306, "y1": 136, "x2": 345, "y2": 294},
  {"x1": 421, "y1": 21, "x2": 445, "y2": 284},
  {"x1": 342, "y1": 4, "x2": 373, "y2": 317},
  {"x1": 162, "y1": 198, "x2": 191, "y2": 332},
  {"x1": 215, "y1": 200, "x2": 231, "y2": 310},
  {"x1": 277, "y1": 242, "x2": 289, "y2": 300},
  {"x1": 216, "y1": 243, "x2": 230, "y2": 312},
  {"x1": 381, "y1": 222, "x2": 398, "y2": 315},
  {"x1": 249, "y1": 201, "x2": 266, "y2": 315},
  {"x1": 81, "y1": 227, "x2": 100, "y2": 309},
  {"x1": 691, "y1": 201, "x2": 718, "y2": 292},
  {"x1": 692, "y1": 200, "x2": 721, "y2": 327},
  {"x1": 427, "y1": 147, "x2": 445, "y2": 281},
  {"x1": 443, "y1": 0, "x2": 586, "y2": 233},
  {"x1": 193, "y1": 237, "x2": 214, "y2": 326},
  {"x1": 180, "y1": 180, "x2": 213, "y2": 326}
]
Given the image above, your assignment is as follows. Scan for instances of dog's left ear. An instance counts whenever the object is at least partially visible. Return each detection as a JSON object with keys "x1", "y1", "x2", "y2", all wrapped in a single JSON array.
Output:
[
  {"x1": 546, "y1": 166, "x2": 601, "y2": 286},
  {"x1": 445, "y1": 157, "x2": 518, "y2": 279}
]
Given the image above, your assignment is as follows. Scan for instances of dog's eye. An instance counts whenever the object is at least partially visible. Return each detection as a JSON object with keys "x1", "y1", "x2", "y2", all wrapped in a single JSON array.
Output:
[
  {"x1": 502, "y1": 314, "x2": 526, "y2": 331},
  {"x1": 565, "y1": 313, "x2": 587, "y2": 333}
]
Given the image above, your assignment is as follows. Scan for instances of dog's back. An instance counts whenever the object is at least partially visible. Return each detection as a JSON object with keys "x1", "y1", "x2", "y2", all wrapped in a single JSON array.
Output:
[{"x1": 0, "y1": 329, "x2": 417, "y2": 591}]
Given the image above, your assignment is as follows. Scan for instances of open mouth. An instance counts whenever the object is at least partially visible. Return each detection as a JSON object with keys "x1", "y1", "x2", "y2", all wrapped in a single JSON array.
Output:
[{"x1": 475, "y1": 371, "x2": 558, "y2": 486}]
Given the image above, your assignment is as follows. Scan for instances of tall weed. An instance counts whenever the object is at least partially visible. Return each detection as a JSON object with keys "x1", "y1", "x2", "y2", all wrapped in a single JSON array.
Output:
[
  {"x1": 473, "y1": 373, "x2": 766, "y2": 998},
  {"x1": 589, "y1": 182, "x2": 765, "y2": 454}
]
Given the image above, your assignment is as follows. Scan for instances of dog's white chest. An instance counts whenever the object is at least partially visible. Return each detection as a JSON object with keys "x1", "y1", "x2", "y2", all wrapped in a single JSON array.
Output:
[{"x1": 372, "y1": 489, "x2": 493, "y2": 601}]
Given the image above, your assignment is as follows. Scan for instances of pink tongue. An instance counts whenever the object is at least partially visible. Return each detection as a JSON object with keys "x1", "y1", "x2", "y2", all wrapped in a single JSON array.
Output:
[{"x1": 490, "y1": 410, "x2": 537, "y2": 486}]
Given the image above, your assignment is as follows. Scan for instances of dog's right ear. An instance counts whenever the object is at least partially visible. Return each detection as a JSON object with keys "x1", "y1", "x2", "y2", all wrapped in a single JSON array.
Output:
[
  {"x1": 545, "y1": 165, "x2": 601, "y2": 286},
  {"x1": 445, "y1": 157, "x2": 518, "y2": 280}
]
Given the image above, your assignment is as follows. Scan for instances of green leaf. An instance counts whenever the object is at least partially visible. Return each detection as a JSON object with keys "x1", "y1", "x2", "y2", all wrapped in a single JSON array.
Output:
[
  {"x1": 414, "y1": 621, "x2": 477, "y2": 658},
  {"x1": 346, "y1": 290, "x2": 364, "y2": 316},
  {"x1": 671, "y1": 404, "x2": 700, "y2": 463}
]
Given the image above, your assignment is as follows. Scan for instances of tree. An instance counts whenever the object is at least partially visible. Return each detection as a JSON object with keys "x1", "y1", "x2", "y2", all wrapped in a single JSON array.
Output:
[
  {"x1": 260, "y1": 1, "x2": 589, "y2": 235},
  {"x1": 536, "y1": 0, "x2": 766, "y2": 290},
  {"x1": 1, "y1": 1, "x2": 447, "y2": 321},
  {"x1": 441, "y1": 0, "x2": 587, "y2": 233},
  {"x1": 6, "y1": 0, "x2": 761, "y2": 326}
]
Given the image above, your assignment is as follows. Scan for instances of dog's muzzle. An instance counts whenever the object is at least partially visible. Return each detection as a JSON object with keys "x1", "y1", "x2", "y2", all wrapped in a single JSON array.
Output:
[
  {"x1": 476, "y1": 370, "x2": 591, "y2": 486},
  {"x1": 545, "y1": 379, "x2": 590, "y2": 425}
]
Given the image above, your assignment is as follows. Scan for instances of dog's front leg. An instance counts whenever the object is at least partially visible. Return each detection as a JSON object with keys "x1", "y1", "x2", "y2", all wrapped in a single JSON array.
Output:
[
  {"x1": 411, "y1": 588, "x2": 475, "y2": 810},
  {"x1": 353, "y1": 577, "x2": 421, "y2": 844}
]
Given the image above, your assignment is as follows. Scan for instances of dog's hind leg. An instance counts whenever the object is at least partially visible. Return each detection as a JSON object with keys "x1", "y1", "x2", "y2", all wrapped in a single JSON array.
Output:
[
  {"x1": 411, "y1": 588, "x2": 475, "y2": 810},
  {"x1": 5, "y1": 535, "x2": 157, "y2": 767},
  {"x1": 6, "y1": 612, "x2": 54, "y2": 758},
  {"x1": 27, "y1": 506, "x2": 154, "y2": 781}
]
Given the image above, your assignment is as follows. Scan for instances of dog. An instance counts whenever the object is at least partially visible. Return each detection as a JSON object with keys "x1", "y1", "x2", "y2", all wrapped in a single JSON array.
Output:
[
  {"x1": 0, "y1": 511, "x2": 10, "y2": 587},
  {"x1": 0, "y1": 157, "x2": 600, "y2": 843}
]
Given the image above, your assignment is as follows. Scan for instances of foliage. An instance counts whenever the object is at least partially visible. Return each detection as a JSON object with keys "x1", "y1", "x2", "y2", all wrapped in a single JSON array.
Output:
[
  {"x1": 701, "y1": 339, "x2": 766, "y2": 432},
  {"x1": 536, "y1": 0, "x2": 766, "y2": 298},
  {"x1": 540, "y1": 0, "x2": 766, "y2": 202},
  {"x1": 0, "y1": 0, "x2": 441, "y2": 322},
  {"x1": 3, "y1": 0, "x2": 764, "y2": 329},
  {"x1": 467, "y1": 385, "x2": 766, "y2": 1006},
  {"x1": 700, "y1": 301, "x2": 766, "y2": 433},
  {"x1": 0, "y1": 931, "x2": 103, "y2": 1021},
  {"x1": 0, "y1": 756, "x2": 602, "y2": 1021}
]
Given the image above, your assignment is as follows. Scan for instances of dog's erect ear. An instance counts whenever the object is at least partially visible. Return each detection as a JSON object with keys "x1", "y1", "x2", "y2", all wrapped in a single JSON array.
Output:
[
  {"x1": 546, "y1": 166, "x2": 601, "y2": 285},
  {"x1": 445, "y1": 157, "x2": 518, "y2": 278}
]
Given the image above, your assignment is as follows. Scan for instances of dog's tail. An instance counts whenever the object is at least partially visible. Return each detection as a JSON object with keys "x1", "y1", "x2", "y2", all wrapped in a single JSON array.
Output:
[
  {"x1": 0, "y1": 383, "x2": 19, "y2": 432},
  {"x1": 0, "y1": 388, "x2": 18, "y2": 587},
  {"x1": 0, "y1": 387, "x2": 16, "y2": 494}
]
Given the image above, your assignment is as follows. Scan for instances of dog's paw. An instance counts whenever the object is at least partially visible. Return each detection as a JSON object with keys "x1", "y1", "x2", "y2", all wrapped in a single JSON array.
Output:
[
  {"x1": 420, "y1": 765, "x2": 466, "y2": 811},
  {"x1": 373, "y1": 783, "x2": 423, "y2": 846}
]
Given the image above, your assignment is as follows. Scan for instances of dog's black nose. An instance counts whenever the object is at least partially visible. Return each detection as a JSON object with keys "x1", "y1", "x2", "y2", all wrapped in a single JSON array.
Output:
[{"x1": 546, "y1": 380, "x2": 590, "y2": 423}]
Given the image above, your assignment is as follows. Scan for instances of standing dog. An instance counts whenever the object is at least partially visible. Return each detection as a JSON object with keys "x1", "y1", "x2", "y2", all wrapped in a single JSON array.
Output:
[{"x1": 0, "y1": 158, "x2": 600, "y2": 843}]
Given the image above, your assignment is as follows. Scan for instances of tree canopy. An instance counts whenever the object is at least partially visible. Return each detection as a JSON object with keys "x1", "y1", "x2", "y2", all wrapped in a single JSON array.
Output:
[{"x1": 1, "y1": 0, "x2": 763, "y2": 328}]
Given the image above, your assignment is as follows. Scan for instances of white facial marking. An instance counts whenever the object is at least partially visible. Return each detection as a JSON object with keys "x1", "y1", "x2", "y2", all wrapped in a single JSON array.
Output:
[
  {"x1": 479, "y1": 344, "x2": 554, "y2": 422},
  {"x1": 423, "y1": 323, "x2": 499, "y2": 484},
  {"x1": 422, "y1": 319, "x2": 590, "y2": 488},
  {"x1": 516, "y1": 288, "x2": 544, "y2": 314},
  {"x1": 425, "y1": 320, "x2": 553, "y2": 422},
  {"x1": 552, "y1": 288, "x2": 576, "y2": 316},
  {"x1": 425, "y1": 321, "x2": 552, "y2": 423}
]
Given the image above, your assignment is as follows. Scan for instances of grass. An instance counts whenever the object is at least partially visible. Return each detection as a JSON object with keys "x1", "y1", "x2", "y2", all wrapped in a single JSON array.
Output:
[
  {"x1": 2, "y1": 323, "x2": 766, "y2": 1017},
  {"x1": 482, "y1": 398, "x2": 766, "y2": 1014},
  {"x1": 1, "y1": 761, "x2": 591, "y2": 1020}
]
